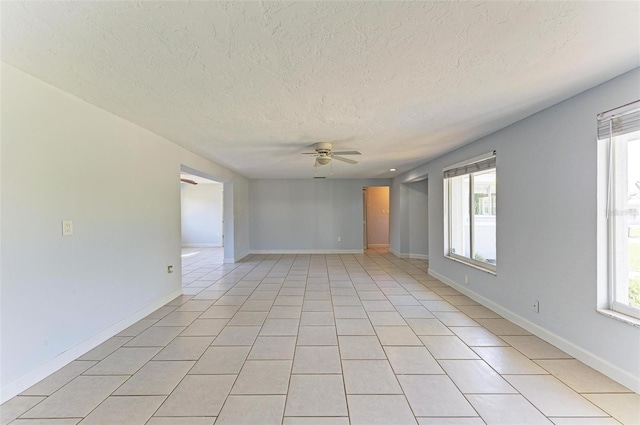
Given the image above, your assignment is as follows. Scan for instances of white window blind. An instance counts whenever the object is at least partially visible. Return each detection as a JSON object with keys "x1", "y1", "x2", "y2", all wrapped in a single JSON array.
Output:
[
  {"x1": 444, "y1": 151, "x2": 496, "y2": 179},
  {"x1": 597, "y1": 100, "x2": 640, "y2": 140}
]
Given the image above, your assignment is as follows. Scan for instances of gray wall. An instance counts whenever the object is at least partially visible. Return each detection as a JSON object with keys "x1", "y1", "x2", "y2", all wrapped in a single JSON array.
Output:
[
  {"x1": 250, "y1": 179, "x2": 390, "y2": 252},
  {"x1": 408, "y1": 180, "x2": 429, "y2": 257},
  {"x1": 394, "y1": 67, "x2": 640, "y2": 391},
  {"x1": 0, "y1": 64, "x2": 250, "y2": 401},
  {"x1": 181, "y1": 182, "x2": 224, "y2": 247},
  {"x1": 390, "y1": 178, "x2": 429, "y2": 258}
]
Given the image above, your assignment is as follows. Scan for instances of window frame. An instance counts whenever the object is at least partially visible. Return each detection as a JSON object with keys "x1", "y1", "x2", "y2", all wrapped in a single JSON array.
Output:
[
  {"x1": 597, "y1": 100, "x2": 640, "y2": 323},
  {"x1": 444, "y1": 152, "x2": 497, "y2": 274}
]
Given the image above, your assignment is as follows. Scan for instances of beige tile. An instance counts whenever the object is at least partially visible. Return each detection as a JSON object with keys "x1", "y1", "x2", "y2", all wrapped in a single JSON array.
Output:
[
  {"x1": 231, "y1": 360, "x2": 291, "y2": 394},
  {"x1": 417, "y1": 419, "x2": 485, "y2": 425},
  {"x1": 190, "y1": 345, "x2": 250, "y2": 374},
  {"x1": 292, "y1": 346, "x2": 342, "y2": 374},
  {"x1": 215, "y1": 295, "x2": 249, "y2": 306},
  {"x1": 441, "y1": 295, "x2": 479, "y2": 306},
  {"x1": 384, "y1": 346, "x2": 444, "y2": 374},
  {"x1": 535, "y1": 359, "x2": 632, "y2": 393},
  {"x1": 175, "y1": 300, "x2": 215, "y2": 312},
  {"x1": 548, "y1": 419, "x2": 622, "y2": 425},
  {"x1": 260, "y1": 318, "x2": 299, "y2": 335},
  {"x1": 268, "y1": 306, "x2": 303, "y2": 319},
  {"x1": 501, "y1": 335, "x2": 571, "y2": 359},
  {"x1": 283, "y1": 418, "x2": 349, "y2": 425},
  {"x1": 439, "y1": 360, "x2": 516, "y2": 394},
  {"x1": 300, "y1": 311, "x2": 334, "y2": 325},
  {"x1": 333, "y1": 306, "x2": 367, "y2": 319},
  {"x1": 338, "y1": 336, "x2": 386, "y2": 359},
  {"x1": 472, "y1": 346, "x2": 547, "y2": 374},
  {"x1": 155, "y1": 311, "x2": 201, "y2": 327},
  {"x1": 302, "y1": 300, "x2": 333, "y2": 312},
  {"x1": 180, "y1": 318, "x2": 229, "y2": 336},
  {"x1": 398, "y1": 375, "x2": 476, "y2": 417},
  {"x1": 583, "y1": 393, "x2": 640, "y2": 425},
  {"x1": 285, "y1": 375, "x2": 348, "y2": 416},
  {"x1": 368, "y1": 311, "x2": 407, "y2": 326},
  {"x1": 505, "y1": 375, "x2": 608, "y2": 417},
  {"x1": 475, "y1": 318, "x2": 531, "y2": 335},
  {"x1": 335, "y1": 319, "x2": 375, "y2": 335},
  {"x1": 153, "y1": 336, "x2": 214, "y2": 360},
  {"x1": 432, "y1": 311, "x2": 478, "y2": 326},
  {"x1": 211, "y1": 326, "x2": 260, "y2": 345},
  {"x1": 78, "y1": 395, "x2": 164, "y2": 425},
  {"x1": 375, "y1": 326, "x2": 422, "y2": 345},
  {"x1": 21, "y1": 361, "x2": 96, "y2": 396},
  {"x1": 406, "y1": 318, "x2": 453, "y2": 335},
  {"x1": 396, "y1": 305, "x2": 435, "y2": 319},
  {"x1": 348, "y1": 395, "x2": 417, "y2": 425},
  {"x1": 421, "y1": 300, "x2": 459, "y2": 312},
  {"x1": 466, "y1": 394, "x2": 552, "y2": 425},
  {"x1": 456, "y1": 305, "x2": 501, "y2": 318},
  {"x1": 125, "y1": 326, "x2": 184, "y2": 347},
  {"x1": 200, "y1": 305, "x2": 241, "y2": 319},
  {"x1": 248, "y1": 336, "x2": 297, "y2": 360},
  {"x1": 342, "y1": 360, "x2": 402, "y2": 394},
  {"x1": 297, "y1": 326, "x2": 337, "y2": 345},
  {"x1": 22, "y1": 376, "x2": 127, "y2": 418},
  {"x1": 420, "y1": 336, "x2": 480, "y2": 359},
  {"x1": 239, "y1": 299, "x2": 274, "y2": 312},
  {"x1": 331, "y1": 296, "x2": 362, "y2": 306},
  {"x1": 228, "y1": 311, "x2": 268, "y2": 325},
  {"x1": 113, "y1": 361, "x2": 193, "y2": 395},
  {"x1": 216, "y1": 395, "x2": 285, "y2": 425},
  {"x1": 84, "y1": 347, "x2": 161, "y2": 375},
  {"x1": 451, "y1": 326, "x2": 508, "y2": 346},
  {"x1": 155, "y1": 375, "x2": 235, "y2": 416},
  {"x1": 146, "y1": 418, "x2": 215, "y2": 425},
  {"x1": 362, "y1": 300, "x2": 396, "y2": 312},
  {"x1": 77, "y1": 337, "x2": 132, "y2": 361},
  {"x1": 10, "y1": 419, "x2": 81, "y2": 425},
  {"x1": 0, "y1": 396, "x2": 45, "y2": 425}
]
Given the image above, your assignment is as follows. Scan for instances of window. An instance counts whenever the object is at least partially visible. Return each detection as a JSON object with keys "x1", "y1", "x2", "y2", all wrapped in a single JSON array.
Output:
[
  {"x1": 444, "y1": 152, "x2": 497, "y2": 273},
  {"x1": 599, "y1": 101, "x2": 640, "y2": 320}
]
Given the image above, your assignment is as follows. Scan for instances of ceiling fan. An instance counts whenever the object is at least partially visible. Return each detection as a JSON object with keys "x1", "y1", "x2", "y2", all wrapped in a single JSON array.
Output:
[{"x1": 302, "y1": 142, "x2": 361, "y2": 167}]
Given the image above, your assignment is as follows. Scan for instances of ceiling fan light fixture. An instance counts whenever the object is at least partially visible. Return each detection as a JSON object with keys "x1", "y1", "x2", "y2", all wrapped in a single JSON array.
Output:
[
  {"x1": 317, "y1": 157, "x2": 331, "y2": 165},
  {"x1": 389, "y1": 168, "x2": 397, "y2": 172}
]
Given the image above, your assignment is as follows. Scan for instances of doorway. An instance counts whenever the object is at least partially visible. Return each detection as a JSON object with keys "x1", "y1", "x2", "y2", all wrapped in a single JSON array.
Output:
[
  {"x1": 363, "y1": 186, "x2": 390, "y2": 250},
  {"x1": 180, "y1": 172, "x2": 224, "y2": 249}
]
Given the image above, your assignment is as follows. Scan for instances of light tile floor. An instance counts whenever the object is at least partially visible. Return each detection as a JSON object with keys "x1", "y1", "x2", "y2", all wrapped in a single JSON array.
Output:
[{"x1": 2, "y1": 248, "x2": 639, "y2": 425}]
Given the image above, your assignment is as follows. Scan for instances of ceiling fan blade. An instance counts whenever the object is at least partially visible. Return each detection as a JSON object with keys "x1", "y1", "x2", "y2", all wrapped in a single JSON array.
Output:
[
  {"x1": 180, "y1": 178, "x2": 198, "y2": 185},
  {"x1": 302, "y1": 152, "x2": 318, "y2": 155},
  {"x1": 332, "y1": 151, "x2": 361, "y2": 155},
  {"x1": 332, "y1": 155, "x2": 358, "y2": 164}
]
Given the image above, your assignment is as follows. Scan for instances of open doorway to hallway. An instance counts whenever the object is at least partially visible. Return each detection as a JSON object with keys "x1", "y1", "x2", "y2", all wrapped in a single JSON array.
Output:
[
  {"x1": 363, "y1": 186, "x2": 390, "y2": 250},
  {"x1": 180, "y1": 172, "x2": 224, "y2": 249}
]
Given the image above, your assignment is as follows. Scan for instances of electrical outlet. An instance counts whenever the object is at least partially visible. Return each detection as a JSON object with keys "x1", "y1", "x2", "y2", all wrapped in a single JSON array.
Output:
[
  {"x1": 464, "y1": 275, "x2": 469, "y2": 284},
  {"x1": 62, "y1": 220, "x2": 73, "y2": 236},
  {"x1": 167, "y1": 265, "x2": 174, "y2": 274},
  {"x1": 532, "y1": 300, "x2": 539, "y2": 313},
  {"x1": 337, "y1": 236, "x2": 341, "y2": 242}
]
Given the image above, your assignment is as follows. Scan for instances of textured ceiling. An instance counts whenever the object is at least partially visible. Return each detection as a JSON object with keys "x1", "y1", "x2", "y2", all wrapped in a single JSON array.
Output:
[{"x1": 2, "y1": 1, "x2": 639, "y2": 178}]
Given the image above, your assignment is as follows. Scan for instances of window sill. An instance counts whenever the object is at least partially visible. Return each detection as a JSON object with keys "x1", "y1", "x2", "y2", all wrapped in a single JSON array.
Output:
[
  {"x1": 597, "y1": 308, "x2": 640, "y2": 327},
  {"x1": 445, "y1": 255, "x2": 497, "y2": 275}
]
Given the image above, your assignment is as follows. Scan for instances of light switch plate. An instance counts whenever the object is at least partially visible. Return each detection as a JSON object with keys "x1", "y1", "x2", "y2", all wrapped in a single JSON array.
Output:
[{"x1": 62, "y1": 220, "x2": 73, "y2": 236}]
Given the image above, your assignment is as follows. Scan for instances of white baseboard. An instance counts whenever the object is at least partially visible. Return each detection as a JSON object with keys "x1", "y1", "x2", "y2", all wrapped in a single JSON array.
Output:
[
  {"x1": 388, "y1": 248, "x2": 428, "y2": 260},
  {"x1": 224, "y1": 257, "x2": 236, "y2": 263},
  {"x1": 409, "y1": 253, "x2": 429, "y2": 260},
  {"x1": 181, "y1": 243, "x2": 222, "y2": 248},
  {"x1": 250, "y1": 249, "x2": 364, "y2": 255},
  {"x1": 0, "y1": 288, "x2": 183, "y2": 403},
  {"x1": 367, "y1": 244, "x2": 390, "y2": 248},
  {"x1": 427, "y1": 268, "x2": 640, "y2": 394}
]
